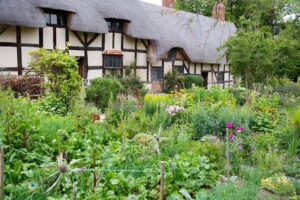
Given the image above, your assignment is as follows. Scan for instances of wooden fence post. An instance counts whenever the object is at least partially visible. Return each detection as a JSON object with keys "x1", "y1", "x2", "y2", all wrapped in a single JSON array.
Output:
[
  {"x1": 0, "y1": 144, "x2": 4, "y2": 199},
  {"x1": 159, "y1": 161, "x2": 165, "y2": 200}
]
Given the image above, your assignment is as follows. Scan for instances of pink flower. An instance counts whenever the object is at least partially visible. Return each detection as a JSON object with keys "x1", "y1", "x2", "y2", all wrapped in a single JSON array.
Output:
[
  {"x1": 229, "y1": 133, "x2": 235, "y2": 140},
  {"x1": 235, "y1": 126, "x2": 244, "y2": 133},
  {"x1": 226, "y1": 122, "x2": 233, "y2": 129}
]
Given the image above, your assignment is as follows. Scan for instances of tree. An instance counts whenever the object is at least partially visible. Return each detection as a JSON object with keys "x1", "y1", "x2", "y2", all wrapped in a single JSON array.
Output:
[
  {"x1": 220, "y1": 30, "x2": 299, "y2": 91},
  {"x1": 28, "y1": 48, "x2": 82, "y2": 111}
]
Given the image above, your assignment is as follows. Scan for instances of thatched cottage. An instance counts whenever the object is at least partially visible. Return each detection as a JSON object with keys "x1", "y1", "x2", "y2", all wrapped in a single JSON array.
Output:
[{"x1": 0, "y1": 0, "x2": 236, "y2": 90}]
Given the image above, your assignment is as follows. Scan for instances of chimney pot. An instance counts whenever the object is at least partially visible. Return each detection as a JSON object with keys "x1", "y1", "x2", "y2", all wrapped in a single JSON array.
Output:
[
  {"x1": 212, "y1": 1, "x2": 225, "y2": 22},
  {"x1": 162, "y1": 0, "x2": 175, "y2": 8}
]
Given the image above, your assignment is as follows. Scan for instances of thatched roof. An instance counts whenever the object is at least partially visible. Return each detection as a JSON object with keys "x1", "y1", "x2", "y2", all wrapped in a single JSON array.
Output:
[
  {"x1": 0, "y1": 0, "x2": 236, "y2": 64},
  {"x1": 0, "y1": 0, "x2": 45, "y2": 28},
  {"x1": 142, "y1": 3, "x2": 236, "y2": 64}
]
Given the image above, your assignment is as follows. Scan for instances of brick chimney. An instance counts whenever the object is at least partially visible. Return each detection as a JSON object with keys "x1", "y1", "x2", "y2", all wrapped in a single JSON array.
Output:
[
  {"x1": 212, "y1": 1, "x2": 225, "y2": 22},
  {"x1": 162, "y1": 0, "x2": 175, "y2": 8}
]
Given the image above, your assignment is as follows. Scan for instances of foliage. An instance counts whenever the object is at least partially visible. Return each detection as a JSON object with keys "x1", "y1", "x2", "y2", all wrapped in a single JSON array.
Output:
[
  {"x1": 0, "y1": 76, "x2": 42, "y2": 97},
  {"x1": 220, "y1": 30, "x2": 298, "y2": 91},
  {"x1": 29, "y1": 48, "x2": 82, "y2": 111},
  {"x1": 118, "y1": 62, "x2": 147, "y2": 100},
  {"x1": 144, "y1": 94, "x2": 170, "y2": 116},
  {"x1": 183, "y1": 75, "x2": 204, "y2": 89},
  {"x1": 164, "y1": 70, "x2": 185, "y2": 94},
  {"x1": 274, "y1": 82, "x2": 300, "y2": 107},
  {"x1": 261, "y1": 174, "x2": 297, "y2": 198},
  {"x1": 85, "y1": 77, "x2": 122, "y2": 110}
]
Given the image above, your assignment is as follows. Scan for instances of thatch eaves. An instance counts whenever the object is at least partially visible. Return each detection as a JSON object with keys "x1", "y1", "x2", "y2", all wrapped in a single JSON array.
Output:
[
  {"x1": 35, "y1": 0, "x2": 77, "y2": 13},
  {"x1": 142, "y1": 3, "x2": 236, "y2": 64},
  {"x1": 0, "y1": 0, "x2": 45, "y2": 28}
]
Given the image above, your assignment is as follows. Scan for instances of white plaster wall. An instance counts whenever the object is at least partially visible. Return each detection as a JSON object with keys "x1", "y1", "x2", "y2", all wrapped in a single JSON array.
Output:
[
  {"x1": 137, "y1": 39, "x2": 146, "y2": 50},
  {"x1": 190, "y1": 65, "x2": 195, "y2": 74},
  {"x1": 69, "y1": 50, "x2": 84, "y2": 57},
  {"x1": 123, "y1": 35, "x2": 135, "y2": 49},
  {"x1": 69, "y1": 31, "x2": 84, "y2": 47},
  {"x1": 123, "y1": 52, "x2": 135, "y2": 66},
  {"x1": 164, "y1": 61, "x2": 172, "y2": 74},
  {"x1": 22, "y1": 47, "x2": 38, "y2": 67},
  {"x1": 21, "y1": 27, "x2": 39, "y2": 44},
  {"x1": 56, "y1": 28, "x2": 66, "y2": 50},
  {"x1": 88, "y1": 51, "x2": 102, "y2": 66},
  {"x1": 152, "y1": 60, "x2": 162, "y2": 67},
  {"x1": 114, "y1": 33, "x2": 122, "y2": 50},
  {"x1": 89, "y1": 34, "x2": 102, "y2": 48},
  {"x1": 43, "y1": 27, "x2": 53, "y2": 49},
  {"x1": 203, "y1": 64, "x2": 211, "y2": 71},
  {"x1": 207, "y1": 72, "x2": 213, "y2": 85},
  {"x1": 0, "y1": 47, "x2": 17, "y2": 67},
  {"x1": 136, "y1": 69, "x2": 147, "y2": 82},
  {"x1": 225, "y1": 73, "x2": 229, "y2": 81},
  {"x1": 0, "y1": 26, "x2": 16, "y2": 42},
  {"x1": 88, "y1": 70, "x2": 102, "y2": 80},
  {"x1": 105, "y1": 33, "x2": 113, "y2": 50},
  {"x1": 196, "y1": 63, "x2": 201, "y2": 74},
  {"x1": 225, "y1": 64, "x2": 230, "y2": 71},
  {"x1": 184, "y1": 61, "x2": 189, "y2": 73},
  {"x1": 0, "y1": 71, "x2": 18, "y2": 76},
  {"x1": 136, "y1": 53, "x2": 147, "y2": 66},
  {"x1": 175, "y1": 60, "x2": 182, "y2": 65}
]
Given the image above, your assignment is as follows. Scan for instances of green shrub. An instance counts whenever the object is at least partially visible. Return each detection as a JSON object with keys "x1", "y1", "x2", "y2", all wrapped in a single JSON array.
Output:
[
  {"x1": 164, "y1": 70, "x2": 185, "y2": 93},
  {"x1": 29, "y1": 48, "x2": 82, "y2": 111},
  {"x1": 184, "y1": 75, "x2": 204, "y2": 89},
  {"x1": 274, "y1": 82, "x2": 300, "y2": 106},
  {"x1": 85, "y1": 78, "x2": 121, "y2": 110}
]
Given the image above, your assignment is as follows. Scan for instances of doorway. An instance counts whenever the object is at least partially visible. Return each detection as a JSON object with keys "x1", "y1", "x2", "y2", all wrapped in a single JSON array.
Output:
[{"x1": 202, "y1": 72, "x2": 208, "y2": 88}]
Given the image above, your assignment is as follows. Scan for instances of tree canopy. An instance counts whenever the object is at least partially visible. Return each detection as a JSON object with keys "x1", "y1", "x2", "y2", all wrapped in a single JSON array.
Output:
[{"x1": 175, "y1": 0, "x2": 300, "y2": 88}]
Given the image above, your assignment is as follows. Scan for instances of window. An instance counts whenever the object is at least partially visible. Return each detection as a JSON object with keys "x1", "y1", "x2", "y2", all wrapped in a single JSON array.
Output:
[
  {"x1": 103, "y1": 55, "x2": 123, "y2": 68},
  {"x1": 106, "y1": 19, "x2": 123, "y2": 32},
  {"x1": 174, "y1": 66, "x2": 184, "y2": 74},
  {"x1": 152, "y1": 67, "x2": 163, "y2": 81},
  {"x1": 44, "y1": 9, "x2": 67, "y2": 26},
  {"x1": 168, "y1": 49, "x2": 177, "y2": 60},
  {"x1": 217, "y1": 72, "x2": 225, "y2": 82}
]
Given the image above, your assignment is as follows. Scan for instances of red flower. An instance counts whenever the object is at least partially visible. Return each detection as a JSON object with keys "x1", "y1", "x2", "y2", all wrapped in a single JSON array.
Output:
[
  {"x1": 226, "y1": 122, "x2": 233, "y2": 129},
  {"x1": 229, "y1": 133, "x2": 235, "y2": 140}
]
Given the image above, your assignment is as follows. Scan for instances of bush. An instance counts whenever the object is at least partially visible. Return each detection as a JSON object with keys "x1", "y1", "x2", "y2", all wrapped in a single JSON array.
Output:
[
  {"x1": 0, "y1": 76, "x2": 43, "y2": 97},
  {"x1": 184, "y1": 75, "x2": 204, "y2": 89},
  {"x1": 29, "y1": 48, "x2": 82, "y2": 110},
  {"x1": 164, "y1": 70, "x2": 184, "y2": 93},
  {"x1": 85, "y1": 78, "x2": 121, "y2": 110},
  {"x1": 274, "y1": 82, "x2": 300, "y2": 106}
]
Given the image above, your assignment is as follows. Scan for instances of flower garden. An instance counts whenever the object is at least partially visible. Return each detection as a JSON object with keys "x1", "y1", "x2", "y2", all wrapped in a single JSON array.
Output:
[{"x1": 0, "y1": 83, "x2": 299, "y2": 200}]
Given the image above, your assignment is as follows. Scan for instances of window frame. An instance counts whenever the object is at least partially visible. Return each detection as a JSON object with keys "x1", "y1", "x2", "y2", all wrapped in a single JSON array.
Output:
[
  {"x1": 174, "y1": 66, "x2": 184, "y2": 74},
  {"x1": 168, "y1": 48, "x2": 177, "y2": 61},
  {"x1": 103, "y1": 55, "x2": 123, "y2": 69},
  {"x1": 106, "y1": 18, "x2": 124, "y2": 33},
  {"x1": 151, "y1": 67, "x2": 163, "y2": 81},
  {"x1": 44, "y1": 9, "x2": 67, "y2": 27},
  {"x1": 217, "y1": 72, "x2": 225, "y2": 83}
]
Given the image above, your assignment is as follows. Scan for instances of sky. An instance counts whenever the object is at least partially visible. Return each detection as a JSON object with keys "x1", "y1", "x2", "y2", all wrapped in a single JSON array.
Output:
[{"x1": 140, "y1": 0, "x2": 161, "y2": 5}]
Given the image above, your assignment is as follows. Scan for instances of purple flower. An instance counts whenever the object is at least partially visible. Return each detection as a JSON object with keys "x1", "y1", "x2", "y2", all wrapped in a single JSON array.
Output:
[
  {"x1": 229, "y1": 133, "x2": 235, "y2": 140},
  {"x1": 226, "y1": 122, "x2": 233, "y2": 129},
  {"x1": 250, "y1": 145, "x2": 256, "y2": 152},
  {"x1": 235, "y1": 126, "x2": 244, "y2": 133},
  {"x1": 238, "y1": 144, "x2": 243, "y2": 150}
]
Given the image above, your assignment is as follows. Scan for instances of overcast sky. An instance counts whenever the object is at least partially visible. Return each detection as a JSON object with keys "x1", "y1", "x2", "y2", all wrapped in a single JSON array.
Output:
[{"x1": 140, "y1": 0, "x2": 161, "y2": 5}]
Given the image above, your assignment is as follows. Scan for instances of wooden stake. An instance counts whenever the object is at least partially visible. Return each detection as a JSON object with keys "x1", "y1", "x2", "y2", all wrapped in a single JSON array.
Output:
[
  {"x1": 159, "y1": 161, "x2": 165, "y2": 200},
  {"x1": 0, "y1": 144, "x2": 4, "y2": 199},
  {"x1": 226, "y1": 128, "x2": 230, "y2": 182}
]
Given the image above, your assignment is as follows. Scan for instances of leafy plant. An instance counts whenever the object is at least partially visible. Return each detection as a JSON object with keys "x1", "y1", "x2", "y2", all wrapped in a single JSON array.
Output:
[
  {"x1": 29, "y1": 48, "x2": 82, "y2": 111},
  {"x1": 85, "y1": 77, "x2": 122, "y2": 110}
]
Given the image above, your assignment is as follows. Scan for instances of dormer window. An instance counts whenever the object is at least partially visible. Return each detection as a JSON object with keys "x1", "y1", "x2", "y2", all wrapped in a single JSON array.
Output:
[
  {"x1": 168, "y1": 48, "x2": 177, "y2": 61},
  {"x1": 106, "y1": 19, "x2": 124, "y2": 33},
  {"x1": 44, "y1": 9, "x2": 67, "y2": 26}
]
